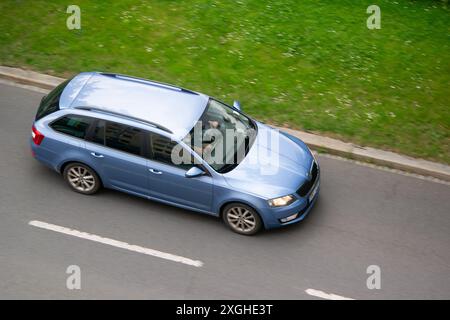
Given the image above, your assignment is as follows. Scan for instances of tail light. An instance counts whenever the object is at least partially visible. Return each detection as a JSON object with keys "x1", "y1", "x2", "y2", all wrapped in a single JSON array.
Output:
[{"x1": 31, "y1": 125, "x2": 45, "y2": 145}]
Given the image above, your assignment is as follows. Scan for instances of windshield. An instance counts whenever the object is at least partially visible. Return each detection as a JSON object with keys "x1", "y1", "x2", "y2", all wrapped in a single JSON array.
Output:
[{"x1": 183, "y1": 99, "x2": 257, "y2": 173}]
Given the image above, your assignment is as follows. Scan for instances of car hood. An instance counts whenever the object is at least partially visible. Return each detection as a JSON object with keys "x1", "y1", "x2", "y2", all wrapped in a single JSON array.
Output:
[{"x1": 222, "y1": 122, "x2": 314, "y2": 199}]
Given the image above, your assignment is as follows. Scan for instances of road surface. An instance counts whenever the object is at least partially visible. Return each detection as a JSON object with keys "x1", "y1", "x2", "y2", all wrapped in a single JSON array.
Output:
[{"x1": 0, "y1": 81, "x2": 449, "y2": 299}]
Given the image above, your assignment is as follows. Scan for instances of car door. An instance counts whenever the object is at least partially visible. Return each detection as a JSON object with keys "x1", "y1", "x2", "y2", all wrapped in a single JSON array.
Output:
[
  {"x1": 146, "y1": 132, "x2": 213, "y2": 212},
  {"x1": 84, "y1": 119, "x2": 149, "y2": 197}
]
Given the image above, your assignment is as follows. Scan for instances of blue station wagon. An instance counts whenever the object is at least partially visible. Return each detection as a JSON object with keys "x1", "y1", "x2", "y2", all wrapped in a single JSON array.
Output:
[{"x1": 31, "y1": 72, "x2": 320, "y2": 235}]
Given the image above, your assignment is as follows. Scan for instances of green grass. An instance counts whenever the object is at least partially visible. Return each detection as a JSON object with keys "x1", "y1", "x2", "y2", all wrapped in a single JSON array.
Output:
[{"x1": 1, "y1": 0, "x2": 449, "y2": 163}]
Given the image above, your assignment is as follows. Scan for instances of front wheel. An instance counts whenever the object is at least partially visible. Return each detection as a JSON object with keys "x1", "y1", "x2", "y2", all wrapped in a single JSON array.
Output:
[
  {"x1": 222, "y1": 203, "x2": 263, "y2": 235},
  {"x1": 63, "y1": 163, "x2": 101, "y2": 195}
]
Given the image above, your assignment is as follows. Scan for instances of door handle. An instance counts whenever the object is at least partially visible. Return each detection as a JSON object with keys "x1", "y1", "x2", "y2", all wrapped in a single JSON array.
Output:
[
  {"x1": 148, "y1": 168, "x2": 163, "y2": 175},
  {"x1": 90, "y1": 152, "x2": 104, "y2": 158}
]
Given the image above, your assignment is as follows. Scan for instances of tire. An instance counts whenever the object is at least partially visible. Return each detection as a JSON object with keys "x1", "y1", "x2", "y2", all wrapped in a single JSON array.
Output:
[
  {"x1": 222, "y1": 203, "x2": 263, "y2": 235},
  {"x1": 63, "y1": 163, "x2": 101, "y2": 195}
]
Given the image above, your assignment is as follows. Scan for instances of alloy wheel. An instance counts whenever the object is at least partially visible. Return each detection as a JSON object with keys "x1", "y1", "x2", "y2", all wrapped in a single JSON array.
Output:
[
  {"x1": 226, "y1": 206, "x2": 258, "y2": 233},
  {"x1": 66, "y1": 165, "x2": 97, "y2": 193}
]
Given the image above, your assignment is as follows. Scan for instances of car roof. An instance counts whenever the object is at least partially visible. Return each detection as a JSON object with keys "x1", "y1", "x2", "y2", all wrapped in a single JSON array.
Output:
[{"x1": 59, "y1": 72, "x2": 209, "y2": 138}]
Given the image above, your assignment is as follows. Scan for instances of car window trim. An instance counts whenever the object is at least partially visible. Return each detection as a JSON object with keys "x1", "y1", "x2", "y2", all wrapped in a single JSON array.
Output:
[
  {"x1": 83, "y1": 118, "x2": 171, "y2": 163},
  {"x1": 85, "y1": 118, "x2": 101, "y2": 142},
  {"x1": 36, "y1": 79, "x2": 71, "y2": 120},
  {"x1": 148, "y1": 131, "x2": 211, "y2": 175},
  {"x1": 49, "y1": 114, "x2": 97, "y2": 141},
  {"x1": 84, "y1": 119, "x2": 147, "y2": 159},
  {"x1": 104, "y1": 120, "x2": 146, "y2": 158},
  {"x1": 53, "y1": 113, "x2": 210, "y2": 174},
  {"x1": 148, "y1": 131, "x2": 192, "y2": 171},
  {"x1": 147, "y1": 154, "x2": 211, "y2": 176},
  {"x1": 184, "y1": 98, "x2": 257, "y2": 174}
]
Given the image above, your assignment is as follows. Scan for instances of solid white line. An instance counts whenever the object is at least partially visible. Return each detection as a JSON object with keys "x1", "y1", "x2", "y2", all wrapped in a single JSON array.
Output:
[
  {"x1": 305, "y1": 288, "x2": 354, "y2": 300},
  {"x1": 28, "y1": 220, "x2": 204, "y2": 268}
]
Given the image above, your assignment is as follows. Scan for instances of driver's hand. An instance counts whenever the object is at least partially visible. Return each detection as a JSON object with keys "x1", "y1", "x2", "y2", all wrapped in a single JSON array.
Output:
[{"x1": 209, "y1": 120, "x2": 220, "y2": 128}]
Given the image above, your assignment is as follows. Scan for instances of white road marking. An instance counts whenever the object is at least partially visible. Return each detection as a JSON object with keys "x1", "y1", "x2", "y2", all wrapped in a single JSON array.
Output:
[
  {"x1": 28, "y1": 220, "x2": 204, "y2": 268},
  {"x1": 305, "y1": 288, "x2": 354, "y2": 300}
]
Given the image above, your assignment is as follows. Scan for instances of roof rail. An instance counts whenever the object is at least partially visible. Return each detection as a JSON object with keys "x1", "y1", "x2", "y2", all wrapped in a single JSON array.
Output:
[
  {"x1": 75, "y1": 106, "x2": 173, "y2": 134},
  {"x1": 100, "y1": 73, "x2": 198, "y2": 95}
]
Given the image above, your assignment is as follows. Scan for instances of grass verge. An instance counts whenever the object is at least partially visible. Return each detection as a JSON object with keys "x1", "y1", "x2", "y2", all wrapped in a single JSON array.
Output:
[{"x1": 0, "y1": 0, "x2": 448, "y2": 163}]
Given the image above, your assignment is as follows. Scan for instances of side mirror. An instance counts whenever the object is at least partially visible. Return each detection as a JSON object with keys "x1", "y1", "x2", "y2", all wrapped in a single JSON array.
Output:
[
  {"x1": 233, "y1": 100, "x2": 241, "y2": 111},
  {"x1": 185, "y1": 166, "x2": 206, "y2": 178}
]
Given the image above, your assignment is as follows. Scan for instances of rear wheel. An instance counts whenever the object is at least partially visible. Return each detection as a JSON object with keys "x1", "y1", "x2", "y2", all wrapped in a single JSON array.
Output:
[
  {"x1": 222, "y1": 203, "x2": 262, "y2": 235},
  {"x1": 63, "y1": 163, "x2": 101, "y2": 195}
]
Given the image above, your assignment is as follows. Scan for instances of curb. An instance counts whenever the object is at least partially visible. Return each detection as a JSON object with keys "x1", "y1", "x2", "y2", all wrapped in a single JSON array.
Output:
[
  {"x1": 279, "y1": 127, "x2": 450, "y2": 182},
  {"x1": 0, "y1": 66, "x2": 65, "y2": 90},
  {"x1": 1, "y1": 65, "x2": 449, "y2": 182}
]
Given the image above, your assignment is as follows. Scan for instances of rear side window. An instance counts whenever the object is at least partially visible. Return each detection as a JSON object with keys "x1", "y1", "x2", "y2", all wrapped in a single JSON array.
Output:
[
  {"x1": 50, "y1": 115, "x2": 93, "y2": 139},
  {"x1": 104, "y1": 122, "x2": 144, "y2": 156},
  {"x1": 36, "y1": 79, "x2": 70, "y2": 120}
]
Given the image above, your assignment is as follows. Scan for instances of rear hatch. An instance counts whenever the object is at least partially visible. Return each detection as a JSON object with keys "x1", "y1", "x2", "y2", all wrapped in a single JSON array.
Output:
[
  {"x1": 35, "y1": 72, "x2": 95, "y2": 121},
  {"x1": 35, "y1": 79, "x2": 70, "y2": 120}
]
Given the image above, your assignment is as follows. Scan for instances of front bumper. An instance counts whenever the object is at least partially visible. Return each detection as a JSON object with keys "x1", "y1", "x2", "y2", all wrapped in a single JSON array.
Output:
[
  {"x1": 279, "y1": 182, "x2": 319, "y2": 226},
  {"x1": 261, "y1": 176, "x2": 320, "y2": 229}
]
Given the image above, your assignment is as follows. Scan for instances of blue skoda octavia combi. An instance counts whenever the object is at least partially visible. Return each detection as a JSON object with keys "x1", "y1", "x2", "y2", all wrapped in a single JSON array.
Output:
[{"x1": 31, "y1": 72, "x2": 320, "y2": 235}]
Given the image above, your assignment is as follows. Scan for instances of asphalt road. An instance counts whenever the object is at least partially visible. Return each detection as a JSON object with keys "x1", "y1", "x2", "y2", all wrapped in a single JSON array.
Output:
[{"x1": 0, "y1": 81, "x2": 449, "y2": 299}]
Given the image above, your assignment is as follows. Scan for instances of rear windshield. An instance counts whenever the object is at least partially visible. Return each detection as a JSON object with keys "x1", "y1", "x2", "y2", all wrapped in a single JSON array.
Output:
[{"x1": 35, "y1": 79, "x2": 70, "y2": 120}]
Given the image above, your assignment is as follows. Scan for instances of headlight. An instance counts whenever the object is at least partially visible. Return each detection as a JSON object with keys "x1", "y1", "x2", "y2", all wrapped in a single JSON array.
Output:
[{"x1": 268, "y1": 195, "x2": 295, "y2": 207}]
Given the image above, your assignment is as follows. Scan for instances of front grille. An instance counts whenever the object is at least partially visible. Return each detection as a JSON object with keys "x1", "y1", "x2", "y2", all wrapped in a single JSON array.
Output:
[{"x1": 296, "y1": 161, "x2": 318, "y2": 197}]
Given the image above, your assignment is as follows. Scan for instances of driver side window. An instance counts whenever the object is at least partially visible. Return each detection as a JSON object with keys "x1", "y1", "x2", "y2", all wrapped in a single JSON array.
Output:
[{"x1": 148, "y1": 132, "x2": 194, "y2": 170}]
